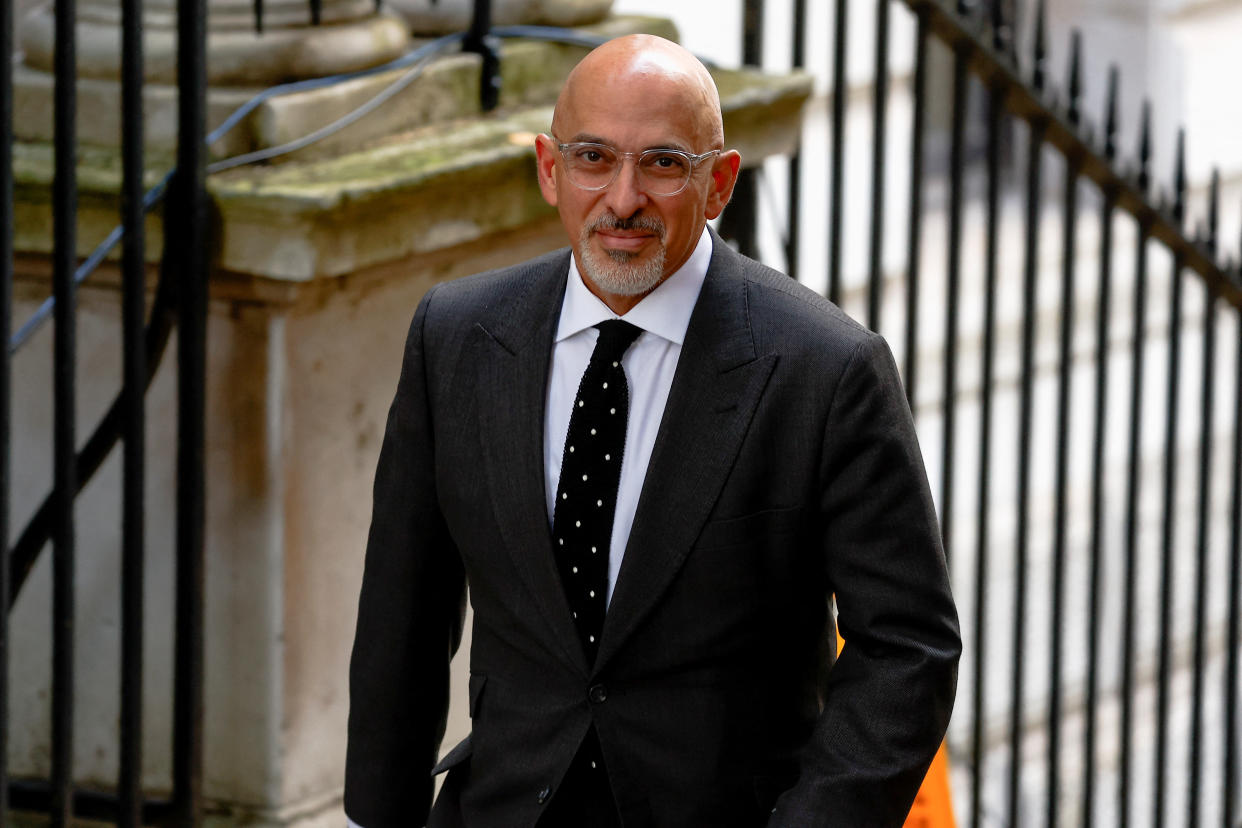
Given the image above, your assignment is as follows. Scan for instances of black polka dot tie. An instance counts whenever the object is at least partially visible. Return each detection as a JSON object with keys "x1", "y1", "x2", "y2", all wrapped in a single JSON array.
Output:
[{"x1": 552, "y1": 320, "x2": 642, "y2": 665}]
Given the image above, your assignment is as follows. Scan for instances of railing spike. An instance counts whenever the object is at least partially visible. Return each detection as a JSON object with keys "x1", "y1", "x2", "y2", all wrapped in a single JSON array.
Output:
[
  {"x1": 1067, "y1": 30, "x2": 1083, "y2": 126},
  {"x1": 1173, "y1": 128, "x2": 1187, "y2": 226},
  {"x1": 1033, "y1": 0, "x2": 1048, "y2": 92},
  {"x1": 1138, "y1": 101, "x2": 1152, "y2": 194},
  {"x1": 1007, "y1": 0, "x2": 1022, "y2": 71},
  {"x1": 1105, "y1": 65, "x2": 1120, "y2": 161},
  {"x1": 254, "y1": 0, "x2": 263, "y2": 33},
  {"x1": 1209, "y1": 169, "x2": 1221, "y2": 258},
  {"x1": 992, "y1": 0, "x2": 1009, "y2": 53}
]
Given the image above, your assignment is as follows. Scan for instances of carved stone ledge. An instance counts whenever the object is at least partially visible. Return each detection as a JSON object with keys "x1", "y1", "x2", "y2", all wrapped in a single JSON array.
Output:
[
  {"x1": 208, "y1": 63, "x2": 812, "y2": 285},
  {"x1": 12, "y1": 19, "x2": 812, "y2": 296}
]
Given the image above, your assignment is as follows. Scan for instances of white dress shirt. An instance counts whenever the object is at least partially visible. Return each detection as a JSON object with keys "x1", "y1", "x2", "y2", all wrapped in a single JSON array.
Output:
[
  {"x1": 543, "y1": 227, "x2": 711, "y2": 606},
  {"x1": 346, "y1": 229, "x2": 711, "y2": 828}
]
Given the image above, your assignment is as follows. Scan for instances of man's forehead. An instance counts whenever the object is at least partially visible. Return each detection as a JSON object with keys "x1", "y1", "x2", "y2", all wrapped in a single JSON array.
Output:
[{"x1": 555, "y1": 73, "x2": 714, "y2": 146}]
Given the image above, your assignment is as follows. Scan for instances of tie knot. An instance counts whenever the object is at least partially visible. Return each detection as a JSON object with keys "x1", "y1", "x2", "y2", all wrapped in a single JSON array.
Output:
[{"x1": 593, "y1": 320, "x2": 643, "y2": 363}]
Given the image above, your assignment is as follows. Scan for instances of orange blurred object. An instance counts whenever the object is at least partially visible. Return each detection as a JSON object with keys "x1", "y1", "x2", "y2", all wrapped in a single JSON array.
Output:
[
  {"x1": 835, "y1": 630, "x2": 957, "y2": 827},
  {"x1": 903, "y1": 743, "x2": 957, "y2": 827}
]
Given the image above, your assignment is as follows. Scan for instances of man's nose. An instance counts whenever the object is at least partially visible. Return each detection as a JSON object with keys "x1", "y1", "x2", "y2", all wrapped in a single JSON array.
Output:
[{"x1": 602, "y1": 156, "x2": 649, "y2": 216}]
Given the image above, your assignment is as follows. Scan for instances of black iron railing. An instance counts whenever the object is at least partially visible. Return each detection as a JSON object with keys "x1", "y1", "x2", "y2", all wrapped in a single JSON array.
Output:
[
  {"x1": 2, "y1": 0, "x2": 208, "y2": 820},
  {"x1": 0, "y1": 0, "x2": 537, "y2": 821},
  {"x1": 724, "y1": 0, "x2": 1242, "y2": 825}
]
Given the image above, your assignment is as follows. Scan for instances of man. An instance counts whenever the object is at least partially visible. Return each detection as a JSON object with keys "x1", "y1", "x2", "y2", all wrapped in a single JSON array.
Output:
[{"x1": 345, "y1": 34, "x2": 959, "y2": 828}]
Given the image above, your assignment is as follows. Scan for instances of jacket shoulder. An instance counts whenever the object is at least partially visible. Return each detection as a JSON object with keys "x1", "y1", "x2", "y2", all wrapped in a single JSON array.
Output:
[
  {"x1": 408, "y1": 248, "x2": 570, "y2": 366},
  {"x1": 422, "y1": 247, "x2": 569, "y2": 323},
  {"x1": 729, "y1": 253, "x2": 877, "y2": 361}
]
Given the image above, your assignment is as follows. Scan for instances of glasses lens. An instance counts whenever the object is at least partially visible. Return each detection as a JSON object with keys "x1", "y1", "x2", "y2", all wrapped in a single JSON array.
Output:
[
  {"x1": 561, "y1": 144, "x2": 619, "y2": 190},
  {"x1": 637, "y1": 151, "x2": 692, "y2": 195}
]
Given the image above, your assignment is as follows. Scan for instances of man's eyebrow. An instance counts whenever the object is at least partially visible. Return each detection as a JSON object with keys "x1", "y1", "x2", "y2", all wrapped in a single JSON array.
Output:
[
  {"x1": 568, "y1": 133, "x2": 610, "y2": 145},
  {"x1": 568, "y1": 133, "x2": 692, "y2": 153}
]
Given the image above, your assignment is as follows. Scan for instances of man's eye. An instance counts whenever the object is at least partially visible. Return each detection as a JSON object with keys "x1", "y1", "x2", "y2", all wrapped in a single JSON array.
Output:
[
  {"x1": 645, "y1": 153, "x2": 688, "y2": 171},
  {"x1": 576, "y1": 148, "x2": 610, "y2": 164}
]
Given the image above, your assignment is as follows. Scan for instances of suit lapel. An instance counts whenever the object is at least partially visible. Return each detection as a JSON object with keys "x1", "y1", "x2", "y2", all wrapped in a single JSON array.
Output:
[
  {"x1": 474, "y1": 252, "x2": 588, "y2": 673},
  {"x1": 597, "y1": 240, "x2": 777, "y2": 671}
]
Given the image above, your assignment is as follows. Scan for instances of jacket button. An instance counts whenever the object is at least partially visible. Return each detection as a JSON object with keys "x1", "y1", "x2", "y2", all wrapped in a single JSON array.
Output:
[
  {"x1": 537, "y1": 785, "x2": 552, "y2": 804},
  {"x1": 588, "y1": 684, "x2": 608, "y2": 704}
]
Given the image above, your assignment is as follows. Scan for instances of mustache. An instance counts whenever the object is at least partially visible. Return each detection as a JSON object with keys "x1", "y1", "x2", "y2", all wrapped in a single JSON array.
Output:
[{"x1": 587, "y1": 213, "x2": 666, "y2": 238}]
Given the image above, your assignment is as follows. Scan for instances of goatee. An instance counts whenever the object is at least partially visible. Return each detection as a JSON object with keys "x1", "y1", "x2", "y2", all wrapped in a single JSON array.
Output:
[{"x1": 578, "y1": 213, "x2": 667, "y2": 297}]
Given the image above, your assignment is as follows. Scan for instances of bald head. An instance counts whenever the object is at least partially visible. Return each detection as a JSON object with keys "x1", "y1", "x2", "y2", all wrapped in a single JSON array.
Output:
[
  {"x1": 533, "y1": 33, "x2": 741, "y2": 314},
  {"x1": 552, "y1": 35, "x2": 724, "y2": 150}
]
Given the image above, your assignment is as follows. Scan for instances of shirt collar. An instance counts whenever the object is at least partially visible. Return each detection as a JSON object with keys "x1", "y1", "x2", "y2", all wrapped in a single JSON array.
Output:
[{"x1": 555, "y1": 226, "x2": 712, "y2": 346}]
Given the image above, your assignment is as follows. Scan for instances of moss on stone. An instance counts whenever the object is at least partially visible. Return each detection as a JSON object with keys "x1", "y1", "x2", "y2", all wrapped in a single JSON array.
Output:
[
  {"x1": 12, "y1": 141, "x2": 174, "y2": 193},
  {"x1": 11, "y1": 13, "x2": 812, "y2": 281}
]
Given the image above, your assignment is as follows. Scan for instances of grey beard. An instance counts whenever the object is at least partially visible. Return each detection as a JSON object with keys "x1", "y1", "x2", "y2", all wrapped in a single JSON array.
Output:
[{"x1": 577, "y1": 215, "x2": 667, "y2": 297}]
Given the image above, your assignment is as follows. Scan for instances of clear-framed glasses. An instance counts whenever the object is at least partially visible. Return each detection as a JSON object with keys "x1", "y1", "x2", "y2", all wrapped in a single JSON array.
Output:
[{"x1": 556, "y1": 141, "x2": 721, "y2": 197}]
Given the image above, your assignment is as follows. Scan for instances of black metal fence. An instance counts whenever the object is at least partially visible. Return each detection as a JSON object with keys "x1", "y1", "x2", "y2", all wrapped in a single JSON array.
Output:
[
  {"x1": 2, "y1": 0, "x2": 207, "y2": 819},
  {"x1": 722, "y1": 0, "x2": 1242, "y2": 826}
]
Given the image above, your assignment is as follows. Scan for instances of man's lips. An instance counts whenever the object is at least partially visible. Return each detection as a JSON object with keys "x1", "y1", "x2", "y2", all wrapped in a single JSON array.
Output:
[{"x1": 594, "y1": 230, "x2": 654, "y2": 251}]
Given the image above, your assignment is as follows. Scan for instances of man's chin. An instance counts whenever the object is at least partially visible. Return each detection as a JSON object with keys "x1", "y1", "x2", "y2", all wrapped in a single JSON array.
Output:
[
  {"x1": 580, "y1": 249, "x2": 666, "y2": 298},
  {"x1": 603, "y1": 249, "x2": 646, "y2": 267}
]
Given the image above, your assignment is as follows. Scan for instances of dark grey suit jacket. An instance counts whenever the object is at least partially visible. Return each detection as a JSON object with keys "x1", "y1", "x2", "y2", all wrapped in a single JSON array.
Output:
[{"x1": 345, "y1": 232, "x2": 960, "y2": 828}]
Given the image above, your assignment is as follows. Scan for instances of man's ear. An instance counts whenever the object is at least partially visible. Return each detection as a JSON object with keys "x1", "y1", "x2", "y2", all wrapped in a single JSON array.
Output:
[
  {"x1": 534, "y1": 133, "x2": 560, "y2": 208},
  {"x1": 704, "y1": 150, "x2": 742, "y2": 220}
]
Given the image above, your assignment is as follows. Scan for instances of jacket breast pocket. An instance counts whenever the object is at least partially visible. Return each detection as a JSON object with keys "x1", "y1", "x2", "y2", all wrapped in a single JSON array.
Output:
[
  {"x1": 695, "y1": 506, "x2": 802, "y2": 551},
  {"x1": 680, "y1": 507, "x2": 804, "y2": 613}
]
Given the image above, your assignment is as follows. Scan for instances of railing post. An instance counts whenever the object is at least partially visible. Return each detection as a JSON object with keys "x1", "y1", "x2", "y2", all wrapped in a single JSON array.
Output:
[
  {"x1": 903, "y1": 6, "x2": 928, "y2": 408},
  {"x1": 119, "y1": 0, "x2": 147, "y2": 816},
  {"x1": 0, "y1": 0, "x2": 12, "y2": 811},
  {"x1": 785, "y1": 0, "x2": 807, "y2": 281},
  {"x1": 464, "y1": 0, "x2": 501, "y2": 112},
  {"x1": 1227, "y1": 291, "x2": 1242, "y2": 828},
  {"x1": 1082, "y1": 63, "x2": 1121, "y2": 828},
  {"x1": 827, "y1": 0, "x2": 848, "y2": 305},
  {"x1": 867, "y1": 0, "x2": 890, "y2": 331},
  {"x1": 51, "y1": 0, "x2": 79, "y2": 816},
  {"x1": 172, "y1": 0, "x2": 208, "y2": 819},
  {"x1": 718, "y1": 0, "x2": 764, "y2": 260}
]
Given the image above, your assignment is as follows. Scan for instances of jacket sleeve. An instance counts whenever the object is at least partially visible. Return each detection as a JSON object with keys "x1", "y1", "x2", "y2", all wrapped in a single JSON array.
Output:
[
  {"x1": 773, "y1": 332, "x2": 961, "y2": 827},
  {"x1": 344, "y1": 284, "x2": 468, "y2": 828}
]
